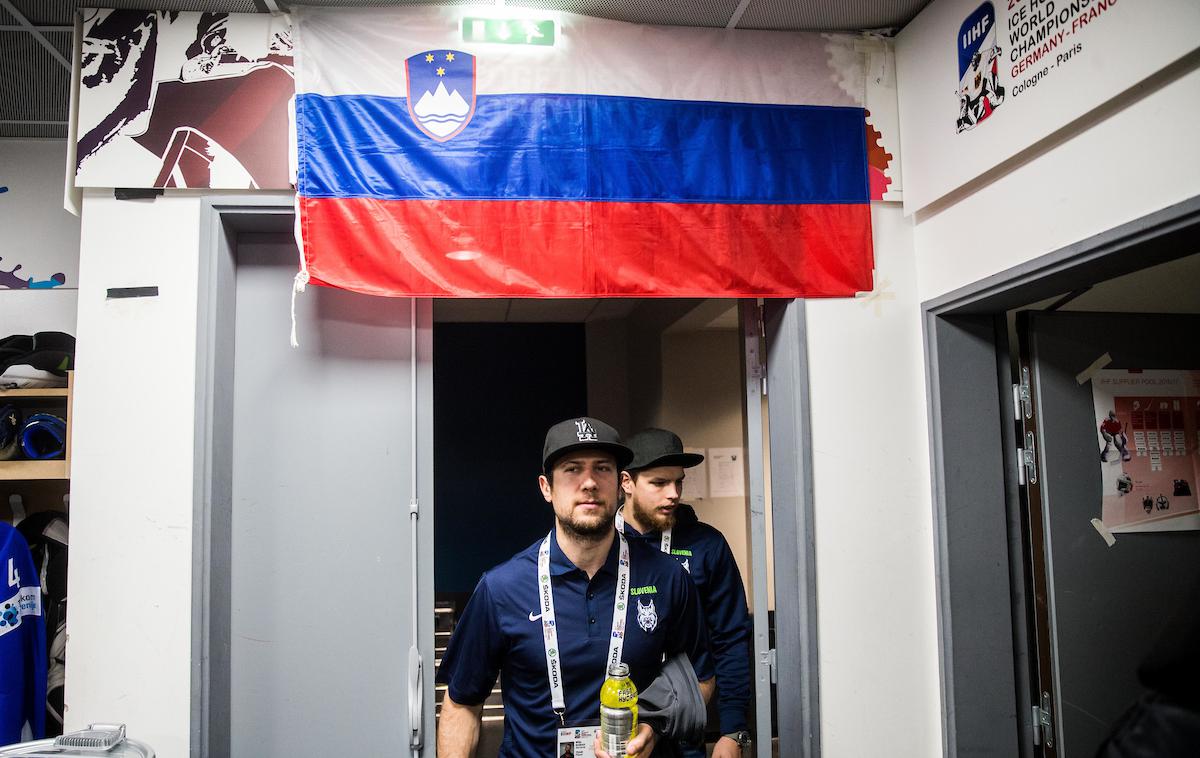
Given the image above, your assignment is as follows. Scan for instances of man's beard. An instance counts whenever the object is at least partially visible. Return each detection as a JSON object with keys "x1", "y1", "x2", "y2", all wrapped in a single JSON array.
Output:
[
  {"x1": 629, "y1": 496, "x2": 675, "y2": 532},
  {"x1": 559, "y1": 506, "x2": 615, "y2": 541}
]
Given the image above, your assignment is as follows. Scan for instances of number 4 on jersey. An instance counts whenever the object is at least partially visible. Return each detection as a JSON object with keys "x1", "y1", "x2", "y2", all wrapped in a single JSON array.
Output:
[{"x1": 6, "y1": 558, "x2": 18, "y2": 588}]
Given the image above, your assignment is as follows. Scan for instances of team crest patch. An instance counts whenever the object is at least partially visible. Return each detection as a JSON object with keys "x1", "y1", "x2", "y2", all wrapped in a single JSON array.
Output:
[
  {"x1": 956, "y1": 2, "x2": 1005, "y2": 133},
  {"x1": 636, "y1": 598, "x2": 658, "y2": 633},
  {"x1": 405, "y1": 49, "x2": 476, "y2": 141}
]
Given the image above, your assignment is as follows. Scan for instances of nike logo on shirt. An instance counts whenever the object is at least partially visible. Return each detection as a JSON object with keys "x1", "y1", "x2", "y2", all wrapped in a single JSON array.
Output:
[{"x1": 529, "y1": 611, "x2": 543, "y2": 622}]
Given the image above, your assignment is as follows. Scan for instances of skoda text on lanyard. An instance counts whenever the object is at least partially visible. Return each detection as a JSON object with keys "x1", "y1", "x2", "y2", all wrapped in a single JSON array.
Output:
[
  {"x1": 615, "y1": 510, "x2": 671, "y2": 553},
  {"x1": 538, "y1": 530, "x2": 631, "y2": 756}
]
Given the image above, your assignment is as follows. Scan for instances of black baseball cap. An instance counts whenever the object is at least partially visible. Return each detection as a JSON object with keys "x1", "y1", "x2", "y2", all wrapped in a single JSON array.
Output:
[
  {"x1": 542, "y1": 417, "x2": 634, "y2": 472},
  {"x1": 624, "y1": 428, "x2": 704, "y2": 472}
]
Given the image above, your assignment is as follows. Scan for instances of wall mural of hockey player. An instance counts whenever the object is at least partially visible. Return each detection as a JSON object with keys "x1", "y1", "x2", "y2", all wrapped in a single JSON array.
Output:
[
  {"x1": 76, "y1": 10, "x2": 293, "y2": 189},
  {"x1": 955, "y1": 2, "x2": 1005, "y2": 133},
  {"x1": 1092, "y1": 370, "x2": 1200, "y2": 533}
]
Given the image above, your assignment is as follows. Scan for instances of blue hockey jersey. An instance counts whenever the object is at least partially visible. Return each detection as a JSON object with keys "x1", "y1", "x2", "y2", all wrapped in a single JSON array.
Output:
[{"x1": 0, "y1": 522, "x2": 46, "y2": 745}]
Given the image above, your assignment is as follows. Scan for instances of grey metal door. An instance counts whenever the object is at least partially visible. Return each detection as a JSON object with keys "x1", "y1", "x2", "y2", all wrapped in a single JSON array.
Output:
[
  {"x1": 1020, "y1": 311, "x2": 1200, "y2": 757},
  {"x1": 228, "y1": 238, "x2": 434, "y2": 756}
]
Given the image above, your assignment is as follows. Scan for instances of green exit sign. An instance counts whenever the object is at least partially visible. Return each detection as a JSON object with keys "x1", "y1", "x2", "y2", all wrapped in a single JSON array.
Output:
[{"x1": 462, "y1": 17, "x2": 556, "y2": 46}]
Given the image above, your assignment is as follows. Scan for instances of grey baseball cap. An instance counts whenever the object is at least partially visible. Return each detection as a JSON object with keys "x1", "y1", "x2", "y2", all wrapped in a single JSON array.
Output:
[{"x1": 542, "y1": 416, "x2": 634, "y2": 472}]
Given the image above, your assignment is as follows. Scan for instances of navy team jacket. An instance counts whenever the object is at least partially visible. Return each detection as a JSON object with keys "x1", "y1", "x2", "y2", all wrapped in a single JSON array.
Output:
[{"x1": 622, "y1": 504, "x2": 752, "y2": 735}]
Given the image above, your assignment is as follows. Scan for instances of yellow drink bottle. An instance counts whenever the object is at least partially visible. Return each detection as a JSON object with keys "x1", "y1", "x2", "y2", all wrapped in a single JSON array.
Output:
[{"x1": 599, "y1": 662, "x2": 638, "y2": 757}]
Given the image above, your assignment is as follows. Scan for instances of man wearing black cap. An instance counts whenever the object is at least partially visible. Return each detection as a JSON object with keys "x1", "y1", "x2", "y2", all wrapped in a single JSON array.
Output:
[
  {"x1": 619, "y1": 429, "x2": 753, "y2": 758},
  {"x1": 436, "y1": 417, "x2": 714, "y2": 758}
]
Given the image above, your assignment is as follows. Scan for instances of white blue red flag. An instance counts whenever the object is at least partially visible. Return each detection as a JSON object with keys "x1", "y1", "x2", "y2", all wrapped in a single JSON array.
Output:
[{"x1": 293, "y1": 7, "x2": 875, "y2": 298}]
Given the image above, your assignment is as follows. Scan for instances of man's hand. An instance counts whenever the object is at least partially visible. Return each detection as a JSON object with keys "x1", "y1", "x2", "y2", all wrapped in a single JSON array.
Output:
[
  {"x1": 711, "y1": 735, "x2": 745, "y2": 758},
  {"x1": 594, "y1": 723, "x2": 657, "y2": 758},
  {"x1": 698, "y1": 677, "x2": 716, "y2": 704}
]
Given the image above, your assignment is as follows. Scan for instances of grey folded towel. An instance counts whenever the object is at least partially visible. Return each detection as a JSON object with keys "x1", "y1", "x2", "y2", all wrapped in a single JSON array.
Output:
[{"x1": 638, "y1": 653, "x2": 707, "y2": 743}]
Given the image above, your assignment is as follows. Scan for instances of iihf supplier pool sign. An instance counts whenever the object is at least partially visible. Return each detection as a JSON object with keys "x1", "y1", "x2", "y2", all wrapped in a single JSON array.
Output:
[
  {"x1": 956, "y1": 2, "x2": 1005, "y2": 132},
  {"x1": 404, "y1": 49, "x2": 477, "y2": 141}
]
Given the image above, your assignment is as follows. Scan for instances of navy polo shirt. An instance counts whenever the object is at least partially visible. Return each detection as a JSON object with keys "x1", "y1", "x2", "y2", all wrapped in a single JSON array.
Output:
[
  {"x1": 436, "y1": 528, "x2": 713, "y2": 757},
  {"x1": 621, "y1": 504, "x2": 752, "y2": 734}
]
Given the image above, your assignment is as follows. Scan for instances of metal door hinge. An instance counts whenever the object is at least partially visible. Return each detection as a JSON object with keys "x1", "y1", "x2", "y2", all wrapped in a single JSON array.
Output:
[
  {"x1": 1014, "y1": 367, "x2": 1033, "y2": 421},
  {"x1": 1017, "y1": 432, "x2": 1038, "y2": 486},
  {"x1": 759, "y1": 304, "x2": 768, "y2": 395},
  {"x1": 745, "y1": 303, "x2": 768, "y2": 396},
  {"x1": 1032, "y1": 691, "x2": 1055, "y2": 748},
  {"x1": 762, "y1": 648, "x2": 777, "y2": 684}
]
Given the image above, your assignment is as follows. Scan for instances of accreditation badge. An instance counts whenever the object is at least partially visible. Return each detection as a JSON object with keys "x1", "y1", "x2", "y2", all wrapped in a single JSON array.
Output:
[{"x1": 556, "y1": 725, "x2": 599, "y2": 758}]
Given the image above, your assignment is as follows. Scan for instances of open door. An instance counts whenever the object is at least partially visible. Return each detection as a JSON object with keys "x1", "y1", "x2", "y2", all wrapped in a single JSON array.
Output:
[
  {"x1": 1016, "y1": 311, "x2": 1200, "y2": 756},
  {"x1": 741, "y1": 299, "x2": 822, "y2": 758},
  {"x1": 738, "y1": 300, "x2": 775, "y2": 758}
]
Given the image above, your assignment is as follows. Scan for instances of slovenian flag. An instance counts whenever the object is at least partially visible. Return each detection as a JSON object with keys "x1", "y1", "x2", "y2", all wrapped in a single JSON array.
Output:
[{"x1": 293, "y1": 7, "x2": 874, "y2": 298}]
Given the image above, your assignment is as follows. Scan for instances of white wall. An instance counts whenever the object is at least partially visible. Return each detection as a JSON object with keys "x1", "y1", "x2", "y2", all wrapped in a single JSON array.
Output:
[
  {"x1": 901, "y1": 28, "x2": 1200, "y2": 301},
  {"x1": 805, "y1": 203, "x2": 942, "y2": 757},
  {"x1": 66, "y1": 192, "x2": 203, "y2": 756},
  {"x1": 887, "y1": 2, "x2": 1200, "y2": 755},
  {"x1": 0, "y1": 140, "x2": 79, "y2": 333},
  {"x1": 0, "y1": 289, "x2": 79, "y2": 335}
]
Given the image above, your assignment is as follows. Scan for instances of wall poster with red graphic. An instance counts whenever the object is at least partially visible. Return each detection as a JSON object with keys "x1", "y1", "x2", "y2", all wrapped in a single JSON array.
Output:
[
  {"x1": 75, "y1": 9, "x2": 293, "y2": 189},
  {"x1": 1092, "y1": 370, "x2": 1200, "y2": 533}
]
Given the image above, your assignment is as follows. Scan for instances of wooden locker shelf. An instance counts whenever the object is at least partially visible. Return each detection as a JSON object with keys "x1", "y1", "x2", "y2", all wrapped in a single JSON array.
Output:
[
  {"x1": 0, "y1": 371, "x2": 72, "y2": 481},
  {"x1": 0, "y1": 459, "x2": 68, "y2": 481}
]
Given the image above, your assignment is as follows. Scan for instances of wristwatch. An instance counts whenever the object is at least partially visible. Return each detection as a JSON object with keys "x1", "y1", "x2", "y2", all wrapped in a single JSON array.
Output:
[{"x1": 723, "y1": 730, "x2": 752, "y2": 747}]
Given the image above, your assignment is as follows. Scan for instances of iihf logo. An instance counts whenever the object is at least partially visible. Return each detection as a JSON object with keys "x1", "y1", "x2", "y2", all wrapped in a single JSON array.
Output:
[
  {"x1": 405, "y1": 49, "x2": 477, "y2": 141},
  {"x1": 956, "y1": 2, "x2": 1005, "y2": 132}
]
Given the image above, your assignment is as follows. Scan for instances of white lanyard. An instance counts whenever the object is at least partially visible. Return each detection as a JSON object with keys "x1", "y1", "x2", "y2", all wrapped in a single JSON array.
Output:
[
  {"x1": 538, "y1": 529, "x2": 631, "y2": 724},
  {"x1": 615, "y1": 509, "x2": 671, "y2": 553}
]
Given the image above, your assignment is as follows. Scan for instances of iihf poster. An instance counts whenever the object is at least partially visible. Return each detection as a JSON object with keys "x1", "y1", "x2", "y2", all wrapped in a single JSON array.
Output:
[{"x1": 1092, "y1": 370, "x2": 1200, "y2": 533}]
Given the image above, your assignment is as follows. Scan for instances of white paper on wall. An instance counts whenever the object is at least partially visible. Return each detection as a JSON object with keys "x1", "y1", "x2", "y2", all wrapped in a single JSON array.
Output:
[{"x1": 708, "y1": 447, "x2": 746, "y2": 498}]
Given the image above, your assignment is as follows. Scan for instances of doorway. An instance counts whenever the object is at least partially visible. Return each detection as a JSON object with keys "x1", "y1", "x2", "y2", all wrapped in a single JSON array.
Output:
[
  {"x1": 924, "y1": 197, "x2": 1200, "y2": 757},
  {"x1": 430, "y1": 298, "x2": 778, "y2": 756},
  {"x1": 194, "y1": 201, "x2": 821, "y2": 758}
]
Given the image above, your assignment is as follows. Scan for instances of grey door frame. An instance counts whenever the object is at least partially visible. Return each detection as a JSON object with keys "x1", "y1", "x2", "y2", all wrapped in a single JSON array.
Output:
[
  {"x1": 922, "y1": 195, "x2": 1200, "y2": 757},
  {"x1": 191, "y1": 195, "x2": 438, "y2": 757},
  {"x1": 192, "y1": 195, "x2": 294, "y2": 758},
  {"x1": 762, "y1": 299, "x2": 822, "y2": 757},
  {"x1": 735, "y1": 298, "x2": 824, "y2": 758}
]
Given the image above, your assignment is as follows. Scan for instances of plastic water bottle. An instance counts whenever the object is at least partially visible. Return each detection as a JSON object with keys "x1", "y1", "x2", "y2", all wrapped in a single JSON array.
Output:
[{"x1": 599, "y1": 662, "x2": 638, "y2": 757}]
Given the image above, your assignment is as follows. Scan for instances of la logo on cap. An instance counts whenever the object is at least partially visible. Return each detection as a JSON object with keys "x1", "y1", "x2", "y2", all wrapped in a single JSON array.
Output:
[{"x1": 575, "y1": 418, "x2": 598, "y2": 442}]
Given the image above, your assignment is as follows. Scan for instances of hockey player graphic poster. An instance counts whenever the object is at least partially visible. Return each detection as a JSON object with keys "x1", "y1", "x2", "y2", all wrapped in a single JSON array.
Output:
[
  {"x1": 75, "y1": 10, "x2": 293, "y2": 189},
  {"x1": 898, "y1": 0, "x2": 1200, "y2": 211},
  {"x1": 1092, "y1": 370, "x2": 1200, "y2": 533},
  {"x1": 956, "y1": 2, "x2": 1005, "y2": 132}
]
